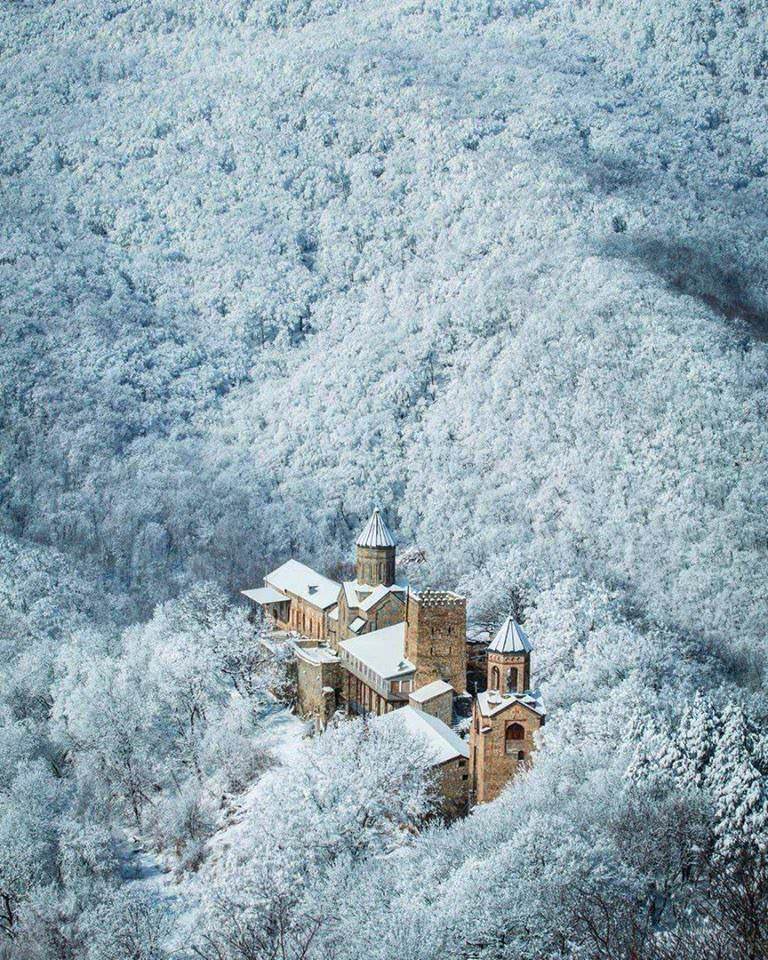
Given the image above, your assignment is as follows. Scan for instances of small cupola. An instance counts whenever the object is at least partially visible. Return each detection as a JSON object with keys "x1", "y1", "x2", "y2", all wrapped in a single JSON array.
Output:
[
  {"x1": 487, "y1": 615, "x2": 532, "y2": 695},
  {"x1": 355, "y1": 507, "x2": 397, "y2": 587}
]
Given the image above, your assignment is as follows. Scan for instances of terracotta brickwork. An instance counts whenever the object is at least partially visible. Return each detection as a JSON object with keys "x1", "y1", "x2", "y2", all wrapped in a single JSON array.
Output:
[
  {"x1": 405, "y1": 590, "x2": 467, "y2": 694},
  {"x1": 469, "y1": 700, "x2": 542, "y2": 804}
]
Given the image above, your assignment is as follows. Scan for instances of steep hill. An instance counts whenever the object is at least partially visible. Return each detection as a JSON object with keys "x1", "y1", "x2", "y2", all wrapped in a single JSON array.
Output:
[{"x1": 2, "y1": 0, "x2": 767, "y2": 640}]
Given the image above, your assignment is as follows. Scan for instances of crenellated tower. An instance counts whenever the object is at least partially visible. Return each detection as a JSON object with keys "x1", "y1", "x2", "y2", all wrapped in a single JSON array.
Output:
[{"x1": 405, "y1": 589, "x2": 467, "y2": 694}]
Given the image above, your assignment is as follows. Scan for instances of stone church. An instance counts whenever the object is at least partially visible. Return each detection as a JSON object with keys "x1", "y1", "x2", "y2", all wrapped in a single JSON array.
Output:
[{"x1": 243, "y1": 508, "x2": 545, "y2": 811}]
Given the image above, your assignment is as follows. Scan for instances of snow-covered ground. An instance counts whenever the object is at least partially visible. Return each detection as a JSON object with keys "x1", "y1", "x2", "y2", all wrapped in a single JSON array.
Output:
[{"x1": 115, "y1": 702, "x2": 310, "y2": 954}]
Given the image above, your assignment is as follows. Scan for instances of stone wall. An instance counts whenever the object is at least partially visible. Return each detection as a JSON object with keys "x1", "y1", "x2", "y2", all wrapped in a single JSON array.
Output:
[
  {"x1": 296, "y1": 654, "x2": 344, "y2": 728},
  {"x1": 355, "y1": 545, "x2": 395, "y2": 587},
  {"x1": 486, "y1": 651, "x2": 530, "y2": 694},
  {"x1": 405, "y1": 590, "x2": 467, "y2": 694},
  {"x1": 437, "y1": 756, "x2": 470, "y2": 818},
  {"x1": 409, "y1": 687, "x2": 454, "y2": 726},
  {"x1": 369, "y1": 591, "x2": 406, "y2": 632},
  {"x1": 470, "y1": 701, "x2": 543, "y2": 804}
]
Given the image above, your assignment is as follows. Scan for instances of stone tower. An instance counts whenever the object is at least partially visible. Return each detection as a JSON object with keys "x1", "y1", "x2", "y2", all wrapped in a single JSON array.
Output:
[
  {"x1": 469, "y1": 616, "x2": 544, "y2": 805},
  {"x1": 486, "y1": 616, "x2": 532, "y2": 694},
  {"x1": 405, "y1": 589, "x2": 467, "y2": 694},
  {"x1": 355, "y1": 508, "x2": 396, "y2": 586}
]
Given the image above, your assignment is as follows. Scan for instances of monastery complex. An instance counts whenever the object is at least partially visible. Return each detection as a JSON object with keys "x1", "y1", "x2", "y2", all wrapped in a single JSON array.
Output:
[{"x1": 243, "y1": 508, "x2": 546, "y2": 812}]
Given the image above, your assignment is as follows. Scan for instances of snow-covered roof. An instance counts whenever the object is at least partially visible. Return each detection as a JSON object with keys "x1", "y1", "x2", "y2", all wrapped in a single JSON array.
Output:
[
  {"x1": 295, "y1": 645, "x2": 340, "y2": 665},
  {"x1": 410, "y1": 679, "x2": 454, "y2": 703},
  {"x1": 349, "y1": 617, "x2": 366, "y2": 633},
  {"x1": 360, "y1": 583, "x2": 406, "y2": 612},
  {"x1": 241, "y1": 586, "x2": 287, "y2": 605},
  {"x1": 375, "y1": 706, "x2": 469, "y2": 765},
  {"x1": 343, "y1": 580, "x2": 373, "y2": 608},
  {"x1": 328, "y1": 606, "x2": 339, "y2": 622},
  {"x1": 356, "y1": 508, "x2": 396, "y2": 548},
  {"x1": 489, "y1": 616, "x2": 533, "y2": 654},
  {"x1": 477, "y1": 689, "x2": 546, "y2": 719},
  {"x1": 343, "y1": 580, "x2": 406, "y2": 611},
  {"x1": 265, "y1": 559, "x2": 340, "y2": 610},
  {"x1": 340, "y1": 622, "x2": 414, "y2": 680}
]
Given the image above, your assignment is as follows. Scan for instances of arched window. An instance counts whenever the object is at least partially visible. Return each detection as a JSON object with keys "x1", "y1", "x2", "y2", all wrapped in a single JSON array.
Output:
[
  {"x1": 491, "y1": 666, "x2": 500, "y2": 690},
  {"x1": 505, "y1": 723, "x2": 525, "y2": 753},
  {"x1": 506, "y1": 667, "x2": 518, "y2": 693}
]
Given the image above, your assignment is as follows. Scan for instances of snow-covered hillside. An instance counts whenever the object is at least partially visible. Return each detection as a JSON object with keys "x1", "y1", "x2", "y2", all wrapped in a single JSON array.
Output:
[{"x1": 1, "y1": 1, "x2": 767, "y2": 957}]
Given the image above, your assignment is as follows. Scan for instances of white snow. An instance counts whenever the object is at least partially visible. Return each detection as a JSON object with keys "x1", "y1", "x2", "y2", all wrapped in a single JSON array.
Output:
[
  {"x1": 241, "y1": 585, "x2": 288, "y2": 605},
  {"x1": 375, "y1": 706, "x2": 469, "y2": 764},
  {"x1": 339, "y1": 622, "x2": 414, "y2": 681},
  {"x1": 264, "y1": 559, "x2": 340, "y2": 610},
  {"x1": 355, "y1": 508, "x2": 396, "y2": 548},
  {"x1": 410, "y1": 679, "x2": 454, "y2": 703},
  {"x1": 488, "y1": 616, "x2": 533, "y2": 654}
]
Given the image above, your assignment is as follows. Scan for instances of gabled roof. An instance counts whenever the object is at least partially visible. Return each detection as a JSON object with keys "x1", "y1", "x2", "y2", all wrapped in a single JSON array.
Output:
[
  {"x1": 340, "y1": 622, "x2": 414, "y2": 680},
  {"x1": 241, "y1": 586, "x2": 288, "y2": 605},
  {"x1": 375, "y1": 706, "x2": 469, "y2": 765},
  {"x1": 477, "y1": 689, "x2": 546, "y2": 720},
  {"x1": 356, "y1": 508, "x2": 396, "y2": 548},
  {"x1": 359, "y1": 582, "x2": 406, "y2": 612},
  {"x1": 265, "y1": 559, "x2": 340, "y2": 610},
  {"x1": 489, "y1": 616, "x2": 533, "y2": 654},
  {"x1": 343, "y1": 580, "x2": 373, "y2": 608},
  {"x1": 342, "y1": 579, "x2": 406, "y2": 611},
  {"x1": 410, "y1": 679, "x2": 454, "y2": 703},
  {"x1": 349, "y1": 617, "x2": 366, "y2": 634}
]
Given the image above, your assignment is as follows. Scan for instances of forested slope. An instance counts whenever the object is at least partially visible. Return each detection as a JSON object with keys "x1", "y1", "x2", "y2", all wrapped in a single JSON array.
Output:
[{"x1": 1, "y1": 0, "x2": 768, "y2": 957}]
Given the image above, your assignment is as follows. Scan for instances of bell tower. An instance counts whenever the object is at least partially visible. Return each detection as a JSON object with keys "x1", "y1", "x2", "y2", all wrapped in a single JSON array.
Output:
[
  {"x1": 486, "y1": 616, "x2": 532, "y2": 694},
  {"x1": 355, "y1": 508, "x2": 396, "y2": 586}
]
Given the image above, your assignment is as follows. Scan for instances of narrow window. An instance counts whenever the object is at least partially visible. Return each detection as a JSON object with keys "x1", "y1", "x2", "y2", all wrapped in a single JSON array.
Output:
[
  {"x1": 491, "y1": 666, "x2": 500, "y2": 690},
  {"x1": 507, "y1": 667, "x2": 518, "y2": 693},
  {"x1": 505, "y1": 723, "x2": 525, "y2": 754}
]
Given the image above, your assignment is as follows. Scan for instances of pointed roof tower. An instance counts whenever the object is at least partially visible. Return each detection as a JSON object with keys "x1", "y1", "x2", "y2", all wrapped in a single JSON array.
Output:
[
  {"x1": 355, "y1": 508, "x2": 396, "y2": 587},
  {"x1": 488, "y1": 616, "x2": 532, "y2": 654},
  {"x1": 356, "y1": 507, "x2": 396, "y2": 548}
]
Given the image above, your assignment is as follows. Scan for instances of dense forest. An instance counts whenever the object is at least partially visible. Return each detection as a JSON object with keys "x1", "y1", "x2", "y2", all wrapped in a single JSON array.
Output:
[{"x1": 1, "y1": 0, "x2": 767, "y2": 957}]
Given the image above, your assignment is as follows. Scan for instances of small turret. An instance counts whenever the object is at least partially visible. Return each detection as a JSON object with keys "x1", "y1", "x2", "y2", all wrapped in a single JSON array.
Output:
[
  {"x1": 486, "y1": 616, "x2": 532, "y2": 694},
  {"x1": 355, "y1": 508, "x2": 396, "y2": 586}
]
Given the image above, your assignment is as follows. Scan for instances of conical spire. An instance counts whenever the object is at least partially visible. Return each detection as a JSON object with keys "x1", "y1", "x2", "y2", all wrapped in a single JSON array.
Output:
[
  {"x1": 488, "y1": 616, "x2": 532, "y2": 654},
  {"x1": 356, "y1": 507, "x2": 396, "y2": 548}
]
